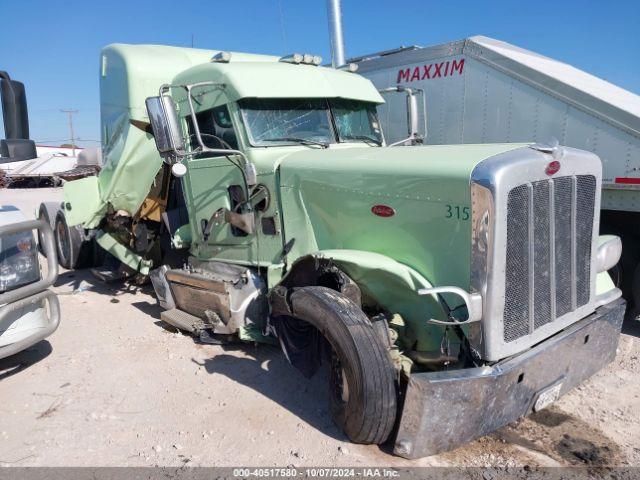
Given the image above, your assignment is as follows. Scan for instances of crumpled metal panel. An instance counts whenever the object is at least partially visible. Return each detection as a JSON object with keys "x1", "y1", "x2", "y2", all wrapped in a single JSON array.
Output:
[{"x1": 393, "y1": 298, "x2": 625, "y2": 459}]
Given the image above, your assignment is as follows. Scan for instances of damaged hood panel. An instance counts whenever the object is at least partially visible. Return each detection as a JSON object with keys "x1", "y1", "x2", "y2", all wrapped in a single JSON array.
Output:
[{"x1": 277, "y1": 143, "x2": 524, "y2": 293}]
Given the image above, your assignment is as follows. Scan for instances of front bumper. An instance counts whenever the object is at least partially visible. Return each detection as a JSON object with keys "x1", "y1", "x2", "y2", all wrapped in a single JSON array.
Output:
[
  {"x1": 393, "y1": 298, "x2": 625, "y2": 459},
  {"x1": 0, "y1": 218, "x2": 60, "y2": 360},
  {"x1": 0, "y1": 289, "x2": 60, "y2": 359}
]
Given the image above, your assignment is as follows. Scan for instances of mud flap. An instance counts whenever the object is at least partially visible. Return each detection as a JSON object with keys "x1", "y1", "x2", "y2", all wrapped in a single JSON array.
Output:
[{"x1": 393, "y1": 298, "x2": 625, "y2": 459}]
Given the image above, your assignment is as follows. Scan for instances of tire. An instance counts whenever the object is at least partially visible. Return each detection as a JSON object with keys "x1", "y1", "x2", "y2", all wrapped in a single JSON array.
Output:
[
  {"x1": 54, "y1": 209, "x2": 84, "y2": 270},
  {"x1": 288, "y1": 286, "x2": 397, "y2": 445},
  {"x1": 38, "y1": 202, "x2": 59, "y2": 256}
]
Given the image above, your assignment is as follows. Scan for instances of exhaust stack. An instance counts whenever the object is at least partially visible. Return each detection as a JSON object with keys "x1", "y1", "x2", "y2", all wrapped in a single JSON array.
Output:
[{"x1": 326, "y1": 0, "x2": 346, "y2": 67}]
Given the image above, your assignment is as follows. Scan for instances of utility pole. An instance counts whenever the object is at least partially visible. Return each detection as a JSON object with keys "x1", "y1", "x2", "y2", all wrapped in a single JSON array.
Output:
[{"x1": 60, "y1": 109, "x2": 78, "y2": 156}]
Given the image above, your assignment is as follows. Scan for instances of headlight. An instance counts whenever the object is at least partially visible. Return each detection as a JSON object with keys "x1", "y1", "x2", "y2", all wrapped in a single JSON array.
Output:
[
  {"x1": 596, "y1": 235, "x2": 622, "y2": 273},
  {"x1": 470, "y1": 182, "x2": 494, "y2": 293},
  {"x1": 0, "y1": 231, "x2": 40, "y2": 293}
]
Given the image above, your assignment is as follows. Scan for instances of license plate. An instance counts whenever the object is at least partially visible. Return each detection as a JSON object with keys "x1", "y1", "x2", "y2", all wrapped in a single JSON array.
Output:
[{"x1": 534, "y1": 382, "x2": 563, "y2": 411}]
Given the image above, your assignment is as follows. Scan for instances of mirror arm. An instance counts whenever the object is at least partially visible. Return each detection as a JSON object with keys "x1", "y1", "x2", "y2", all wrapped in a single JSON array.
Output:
[
  {"x1": 157, "y1": 83, "x2": 258, "y2": 203},
  {"x1": 184, "y1": 84, "x2": 207, "y2": 151},
  {"x1": 379, "y1": 86, "x2": 426, "y2": 146}
]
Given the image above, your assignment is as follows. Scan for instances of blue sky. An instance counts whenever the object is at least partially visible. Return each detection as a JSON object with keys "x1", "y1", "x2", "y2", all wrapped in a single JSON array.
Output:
[{"x1": 0, "y1": 0, "x2": 638, "y2": 147}]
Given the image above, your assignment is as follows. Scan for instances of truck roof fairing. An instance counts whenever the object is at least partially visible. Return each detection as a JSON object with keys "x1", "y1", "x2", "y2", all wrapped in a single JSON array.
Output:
[
  {"x1": 170, "y1": 62, "x2": 384, "y2": 109},
  {"x1": 101, "y1": 44, "x2": 383, "y2": 123}
]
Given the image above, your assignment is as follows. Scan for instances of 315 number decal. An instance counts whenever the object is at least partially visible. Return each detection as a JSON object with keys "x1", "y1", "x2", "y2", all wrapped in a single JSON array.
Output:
[{"x1": 446, "y1": 204, "x2": 470, "y2": 220}]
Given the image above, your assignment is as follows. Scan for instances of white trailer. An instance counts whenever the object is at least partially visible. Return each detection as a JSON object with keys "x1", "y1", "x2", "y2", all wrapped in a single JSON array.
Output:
[{"x1": 354, "y1": 36, "x2": 640, "y2": 309}]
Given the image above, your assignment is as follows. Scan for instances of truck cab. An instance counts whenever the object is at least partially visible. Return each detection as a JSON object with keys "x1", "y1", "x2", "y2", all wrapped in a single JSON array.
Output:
[{"x1": 53, "y1": 44, "x2": 626, "y2": 458}]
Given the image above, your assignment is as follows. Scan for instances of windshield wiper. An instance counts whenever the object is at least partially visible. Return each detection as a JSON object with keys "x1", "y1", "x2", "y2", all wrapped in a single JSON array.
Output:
[
  {"x1": 341, "y1": 135, "x2": 382, "y2": 146},
  {"x1": 262, "y1": 137, "x2": 329, "y2": 148}
]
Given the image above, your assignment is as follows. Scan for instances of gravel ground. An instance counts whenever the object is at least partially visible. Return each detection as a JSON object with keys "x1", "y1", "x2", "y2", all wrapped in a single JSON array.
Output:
[{"x1": 0, "y1": 188, "x2": 639, "y2": 468}]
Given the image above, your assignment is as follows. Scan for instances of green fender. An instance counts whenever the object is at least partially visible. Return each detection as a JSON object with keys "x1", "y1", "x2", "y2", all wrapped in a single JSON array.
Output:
[{"x1": 307, "y1": 249, "x2": 451, "y2": 352}]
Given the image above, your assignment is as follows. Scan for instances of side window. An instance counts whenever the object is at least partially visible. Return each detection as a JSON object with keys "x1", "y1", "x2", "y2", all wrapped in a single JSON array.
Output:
[{"x1": 194, "y1": 104, "x2": 238, "y2": 150}]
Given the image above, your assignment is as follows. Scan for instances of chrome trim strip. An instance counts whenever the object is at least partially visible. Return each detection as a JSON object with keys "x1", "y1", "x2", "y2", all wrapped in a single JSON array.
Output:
[
  {"x1": 527, "y1": 183, "x2": 535, "y2": 334},
  {"x1": 549, "y1": 179, "x2": 556, "y2": 322},
  {"x1": 570, "y1": 177, "x2": 577, "y2": 310}
]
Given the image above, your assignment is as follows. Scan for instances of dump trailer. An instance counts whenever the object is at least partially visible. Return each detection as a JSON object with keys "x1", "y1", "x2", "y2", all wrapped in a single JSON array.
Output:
[
  {"x1": 353, "y1": 36, "x2": 640, "y2": 310},
  {"x1": 46, "y1": 43, "x2": 624, "y2": 458}
]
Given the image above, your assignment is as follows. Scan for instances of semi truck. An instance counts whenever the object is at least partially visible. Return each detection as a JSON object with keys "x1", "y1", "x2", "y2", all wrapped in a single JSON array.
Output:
[
  {"x1": 43, "y1": 43, "x2": 624, "y2": 458},
  {"x1": 353, "y1": 36, "x2": 640, "y2": 313}
]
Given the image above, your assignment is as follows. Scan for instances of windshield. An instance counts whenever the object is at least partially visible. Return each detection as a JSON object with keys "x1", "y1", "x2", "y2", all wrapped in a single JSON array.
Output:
[
  {"x1": 330, "y1": 99, "x2": 383, "y2": 145},
  {"x1": 239, "y1": 98, "x2": 383, "y2": 147},
  {"x1": 240, "y1": 98, "x2": 334, "y2": 146}
]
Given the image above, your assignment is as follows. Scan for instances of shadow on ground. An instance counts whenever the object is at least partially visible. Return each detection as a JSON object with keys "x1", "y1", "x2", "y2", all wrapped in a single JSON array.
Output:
[
  {"x1": 622, "y1": 316, "x2": 640, "y2": 338},
  {"x1": 194, "y1": 344, "x2": 348, "y2": 443},
  {"x1": 54, "y1": 269, "x2": 154, "y2": 297},
  {"x1": 0, "y1": 340, "x2": 52, "y2": 380},
  {"x1": 132, "y1": 301, "x2": 163, "y2": 319}
]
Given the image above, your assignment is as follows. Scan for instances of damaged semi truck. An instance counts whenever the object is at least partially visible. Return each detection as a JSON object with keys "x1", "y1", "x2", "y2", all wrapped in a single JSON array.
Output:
[{"x1": 44, "y1": 44, "x2": 625, "y2": 458}]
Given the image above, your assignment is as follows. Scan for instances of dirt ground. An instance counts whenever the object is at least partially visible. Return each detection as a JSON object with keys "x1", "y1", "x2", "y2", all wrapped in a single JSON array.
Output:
[{"x1": 0, "y1": 188, "x2": 639, "y2": 468}]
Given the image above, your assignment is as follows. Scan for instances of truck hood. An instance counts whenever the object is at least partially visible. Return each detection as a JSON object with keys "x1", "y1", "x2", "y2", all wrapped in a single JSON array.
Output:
[{"x1": 278, "y1": 143, "x2": 525, "y2": 294}]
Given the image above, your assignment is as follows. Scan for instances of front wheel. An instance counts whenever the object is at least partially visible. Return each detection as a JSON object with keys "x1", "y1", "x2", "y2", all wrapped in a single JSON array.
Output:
[{"x1": 288, "y1": 286, "x2": 397, "y2": 445}]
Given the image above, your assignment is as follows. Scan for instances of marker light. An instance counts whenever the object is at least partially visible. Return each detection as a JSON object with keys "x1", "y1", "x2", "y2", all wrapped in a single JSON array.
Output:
[
  {"x1": 211, "y1": 51, "x2": 232, "y2": 63},
  {"x1": 279, "y1": 53, "x2": 304, "y2": 64},
  {"x1": 338, "y1": 63, "x2": 359, "y2": 73},
  {"x1": 280, "y1": 53, "x2": 322, "y2": 66}
]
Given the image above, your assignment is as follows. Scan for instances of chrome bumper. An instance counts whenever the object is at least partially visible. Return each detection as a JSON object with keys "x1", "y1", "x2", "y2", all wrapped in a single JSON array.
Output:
[
  {"x1": 393, "y1": 298, "x2": 625, "y2": 459},
  {"x1": 0, "y1": 289, "x2": 61, "y2": 359},
  {"x1": 0, "y1": 218, "x2": 60, "y2": 360}
]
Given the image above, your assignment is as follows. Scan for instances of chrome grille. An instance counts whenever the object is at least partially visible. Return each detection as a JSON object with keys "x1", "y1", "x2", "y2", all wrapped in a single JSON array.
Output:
[{"x1": 504, "y1": 175, "x2": 596, "y2": 343}]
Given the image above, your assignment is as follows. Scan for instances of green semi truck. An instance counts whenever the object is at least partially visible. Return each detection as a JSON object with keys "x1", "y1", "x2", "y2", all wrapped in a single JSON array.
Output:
[{"x1": 42, "y1": 44, "x2": 625, "y2": 458}]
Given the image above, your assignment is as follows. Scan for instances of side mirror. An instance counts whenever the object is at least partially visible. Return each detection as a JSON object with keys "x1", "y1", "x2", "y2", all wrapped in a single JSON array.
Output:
[
  {"x1": 406, "y1": 91, "x2": 420, "y2": 141},
  {"x1": 145, "y1": 95, "x2": 184, "y2": 156},
  {"x1": 0, "y1": 71, "x2": 30, "y2": 140},
  {"x1": 378, "y1": 86, "x2": 426, "y2": 146}
]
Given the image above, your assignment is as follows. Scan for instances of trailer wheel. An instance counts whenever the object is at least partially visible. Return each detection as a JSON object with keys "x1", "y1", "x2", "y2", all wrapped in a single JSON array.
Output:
[{"x1": 288, "y1": 286, "x2": 397, "y2": 445}]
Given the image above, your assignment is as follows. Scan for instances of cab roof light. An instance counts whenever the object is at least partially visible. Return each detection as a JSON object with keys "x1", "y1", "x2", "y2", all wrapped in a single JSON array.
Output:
[
  {"x1": 280, "y1": 53, "x2": 322, "y2": 66},
  {"x1": 211, "y1": 51, "x2": 232, "y2": 63},
  {"x1": 338, "y1": 63, "x2": 359, "y2": 73},
  {"x1": 280, "y1": 53, "x2": 304, "y2": 64}
]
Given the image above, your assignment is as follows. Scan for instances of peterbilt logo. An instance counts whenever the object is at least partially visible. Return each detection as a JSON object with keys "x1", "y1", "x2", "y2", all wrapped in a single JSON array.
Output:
[
  {"x1": 545, "y1": 160, "x2": 561, "y2": 175},
  {"x1": 371, "y1": 205, "x2": 396, "y2": 217},
  {"x1": 397, "y1": 58, "x2": 465, "y2": 84}
]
